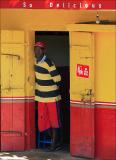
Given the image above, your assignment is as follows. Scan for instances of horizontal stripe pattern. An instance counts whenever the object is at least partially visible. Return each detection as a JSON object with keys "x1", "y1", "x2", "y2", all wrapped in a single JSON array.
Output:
[
  {"x1": 1, "y1": 97, "x2": 115, "y2": 107},
  {"x1": 35, "y1": 78, "x2": 55, "y2": 86},
  {"x1": 35, "y1": 89, "x2": 60, "y2": 98},
  {"x1": 50, "y1": 69, "x2": 59, "y2": 77},
  {"x1": 34, "y1": 65, "x2": 49, "y2": 74},
  {"x1": 0, "y1": 96, "x2": 34, "y2": 99},
  {"x1": 36, "y1": 84, "x2": 57, "y2": 92},
  {"x1": 95, "y1": 105, "x2": 116, "y2": 109},
  {"x1": 70, "y1": 100, "x2": 116, "y2": 108},
  {"x1": 70, "y1": 104, "x2": 95, "y2": 108},
  {"x1": 35, "y1": 56, "x2": 61, "y2": 102},
  {"x1": 36, "y1": 72, "x2": 51, "y2": 80},
  {"x1": 70, "y1": 100, "x2": 116, "y2": 105},
  {"x1": 35, "y1": 95, "x2": 61, "y2": 102},
  {"x1": 1, "y1": 99, "x2": 35, "y2": 103},
  {"x1": 0, "y1": 96, "x2": 35, "y2": 103},
  {"x1": 70, "y1": 100, "x2": 94, "y2": 105},
  {"x1": 95, "y1": 102, "x2": 116, "y2": 106}
]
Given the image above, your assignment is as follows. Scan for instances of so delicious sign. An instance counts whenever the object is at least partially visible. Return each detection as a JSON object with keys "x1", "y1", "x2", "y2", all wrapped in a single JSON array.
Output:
[{"x1": 0, "y1": 0, "x2": 116, "y2": 10}]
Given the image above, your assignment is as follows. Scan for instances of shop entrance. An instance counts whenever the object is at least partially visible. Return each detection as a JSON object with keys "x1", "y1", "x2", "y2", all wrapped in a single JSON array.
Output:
[{"x1": 35, "y1": 31, "x2": 70, "y2": 149}]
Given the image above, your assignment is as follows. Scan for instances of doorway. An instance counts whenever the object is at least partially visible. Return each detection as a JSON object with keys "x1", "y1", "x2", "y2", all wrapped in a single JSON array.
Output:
[{"x1": 34, "y1": 31, "x2": 70, "y2": 149}]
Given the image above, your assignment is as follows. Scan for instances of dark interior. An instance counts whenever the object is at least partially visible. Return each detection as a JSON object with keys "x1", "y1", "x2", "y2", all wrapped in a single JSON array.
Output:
[{"x1": 35, "y1": 31, "x2": 70, "y2": 148}]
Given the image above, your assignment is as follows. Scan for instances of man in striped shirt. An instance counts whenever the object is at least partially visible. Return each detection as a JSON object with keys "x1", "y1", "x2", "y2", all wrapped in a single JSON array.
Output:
[{"x1": 34, "y1": 42, "x2": 62, "y2": 151}]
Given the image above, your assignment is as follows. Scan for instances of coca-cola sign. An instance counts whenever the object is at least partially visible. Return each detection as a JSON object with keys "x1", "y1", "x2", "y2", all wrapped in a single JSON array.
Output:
[{"x1": 76, "y1": 64, "x2": 89, "y2": 78}]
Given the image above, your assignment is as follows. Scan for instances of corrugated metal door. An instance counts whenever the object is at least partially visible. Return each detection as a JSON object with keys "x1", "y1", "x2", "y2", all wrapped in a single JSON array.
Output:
[
  {"x1": 70, "y1": 32, "x2": 95, "y2": 158},
  {"x1": 1, "y1": 30, "x2": 26, "y2": 151}
]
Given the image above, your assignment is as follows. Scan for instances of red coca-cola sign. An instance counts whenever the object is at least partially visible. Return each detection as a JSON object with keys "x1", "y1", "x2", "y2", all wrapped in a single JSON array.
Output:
[{"x1": 76, "y1": 64, "x2": 89, "y2": 78}]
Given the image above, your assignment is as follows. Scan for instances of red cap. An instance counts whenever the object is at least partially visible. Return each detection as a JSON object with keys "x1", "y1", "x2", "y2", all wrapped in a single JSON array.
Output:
[{"x1": 34, "y1": 42, "x2": 45, "y2": 48}]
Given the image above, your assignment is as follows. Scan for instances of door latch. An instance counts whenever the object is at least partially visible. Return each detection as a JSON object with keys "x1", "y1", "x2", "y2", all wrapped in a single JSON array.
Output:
[
  {"x1": 80, "y1": 89, "x2": 94, "y2": 103},
  {"x1": 1, "y1": 53, "x2": 21, "y2": 60}
]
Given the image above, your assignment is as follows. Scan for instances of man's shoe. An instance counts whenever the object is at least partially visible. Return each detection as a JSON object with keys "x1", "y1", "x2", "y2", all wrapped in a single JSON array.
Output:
[
  {"x1": 55, "y1": 143, "x2": 63, "y2": 151},
  {"x1": 55, "y1": 145, "x2": 62, "y2": 151},
  {"x1": 44, "y1": 146, "x2": 56, "y2": 152}
]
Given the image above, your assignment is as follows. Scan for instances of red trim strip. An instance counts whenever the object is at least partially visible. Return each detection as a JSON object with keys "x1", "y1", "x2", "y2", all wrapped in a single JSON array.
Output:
[
  {"x1": 70, "y1": 100, "x2": 116, "y2": 106},
  {"x1": 95, "y1": 102, "x2": 116, "y2": 106},
  {"x1": 0, "y1": 96, "x2": 35, "y2": 103},
  {"x1": 0, "y1": 0, "x2": 116, "y2": 10},
  {"x1": 0, "y1": 96, "x2": 34, "y2": 99},
  {"x1": 1, "y1": 98, "x2": 116, "y2": 106}
]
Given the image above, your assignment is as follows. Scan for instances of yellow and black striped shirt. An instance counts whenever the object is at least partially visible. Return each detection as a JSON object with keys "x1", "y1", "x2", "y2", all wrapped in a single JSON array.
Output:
[{"x1": 34, "y1": 56, "x2": 61, "y2": 102}]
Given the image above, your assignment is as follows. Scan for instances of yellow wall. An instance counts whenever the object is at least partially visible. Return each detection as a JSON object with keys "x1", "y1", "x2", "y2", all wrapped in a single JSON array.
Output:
[
  {"x1": 0, "y1": 9, "x2": 116, "y2": 102},
  {"x1": 1, "y1": 9, "x2": 116, "y2": 31},
  {"x1": 1, "y1": 30, "x2": 26, "y2": 97},
  {"x1": 70, "y1": 32, "x2": 95, "y2": 102},
  {"x1": 95, "y1": 32, "x2": 116, "y2": 102},
  {"x1": 68, "y1": 24, "x2": 116, "y2": 103}
]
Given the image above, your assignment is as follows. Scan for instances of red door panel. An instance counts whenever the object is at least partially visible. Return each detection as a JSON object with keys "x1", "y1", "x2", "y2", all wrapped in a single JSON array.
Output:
[
  {"x1": 1, "y1": 103, "x2": 13, "y2": 151},
  {"x1": 70, "y1": 106, "x2": 94, "y2": 158},
  {"x1": 12, "y1": 102, "x2": 25, "y2": 151}
]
